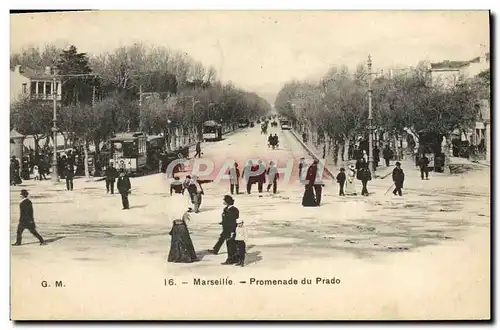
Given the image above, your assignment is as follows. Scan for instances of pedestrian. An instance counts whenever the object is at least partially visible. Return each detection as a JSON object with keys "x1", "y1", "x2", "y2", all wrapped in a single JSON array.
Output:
[
  {"x1": 10, "y1": 156, "x2": 22, "y2": 186},
  {"x1": 267, "y1": 134, "x2": 273, "y2": 148},
  {"x1": 266, "y1": 161, "x2": 279, "y2": 194},
  {"x1": 117, "y1": 169, "x2": 131, "y2": 210},
  {"x1": 306, "y1": 159, "x2": 323, "y2": 206},
  {"x1": 105, "y1": 162, "x2": 118, "y2": 194},
  {"x1": 298, "y1": 157, "x2": 305, "y2": 182},
  {"x1": 167, "y1": 180, "x2": 197, "y2": 263},
  {"x1": 21, "y1": 156, "x2": 30, "y2": 180},
  {"x1": 257, "y1": 160, "x2": 266, "y2": 193},
  {"x1": 170, "y1": 176, "x2": 184, "y2": 195},
  {"x1": 65, "y1": 163, "x2": 74, "y2": 191},
  {"x1": 392, "y1": 162, "x2": 405, "y2": 196},
  {"x1": 12, "y1": 189, "x2": 46, "y2": 246},
  {"x1": 242, "y1": 160, "x2": 254, "y2": 194},
  {"x1": 194, "y1": 141, "x2": 202, "y2": 158},
  {"x1": 358, "y1": 163, "x2": 372, "y2": 196},
  {"x1": 182, "y1": 175, "x2": 194, "y2": 211},
  {"x1": 208, "y1": 195, "x2": 240, "y2": 266},
  {"x1": 39, "y1": 158, "x2": 48, "y2": 180},
  {"x1": 33, "y1": 165, "x2": 40, "y2": 181},
  {"x1": 336, "y1": 167, "x2": 346, "y2": 196},
  {"x1": 229, "y1": 162, "x2": 240, "y2": 195},
  {"x1": 383, "y1": 145, "x2": 393, "y2": 167},
  {"x1": 186, "y1": 175, "x2": 203, "y2": 213},
  {"x1": 373, "y1": 146, "x2": 380, "y2": 169},
  {"x1": 234, "y1": 220, "x2": 248, "y2": 267},
  {"x1": 345, "y1": 165, "x2": 357, "y2": 195},
  {"x1": 419, "y1": 155, "x2": 430, "y2": 180}
]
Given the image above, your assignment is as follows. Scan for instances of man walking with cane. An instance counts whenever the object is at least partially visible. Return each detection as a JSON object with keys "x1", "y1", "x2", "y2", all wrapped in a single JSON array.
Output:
[{"x1": 392, "y1": 162, "x2": 405, "y2": 196}]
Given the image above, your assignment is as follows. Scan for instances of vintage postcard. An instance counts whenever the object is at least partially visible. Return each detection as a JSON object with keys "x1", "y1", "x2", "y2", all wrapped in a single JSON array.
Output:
[{"x1": 9, "y1": 10, "x2": 491, "y2": 320}]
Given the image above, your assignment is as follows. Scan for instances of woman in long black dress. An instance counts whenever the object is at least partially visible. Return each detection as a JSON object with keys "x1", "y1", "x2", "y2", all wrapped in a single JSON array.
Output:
[
  {"x1": 302, "y1": 184, "x2": 317, "y2": 207},
  {"x1": 167, "y1": 177, "x2": 198, "y2": 263}
]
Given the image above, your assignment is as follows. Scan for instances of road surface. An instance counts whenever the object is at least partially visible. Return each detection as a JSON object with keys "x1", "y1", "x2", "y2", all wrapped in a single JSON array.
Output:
[{"x1": 10, "y1": 124, "x2": 490, "y2": 320}]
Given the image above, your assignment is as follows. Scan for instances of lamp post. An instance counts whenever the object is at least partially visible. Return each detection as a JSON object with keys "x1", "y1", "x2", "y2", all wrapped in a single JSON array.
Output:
[
  {"x1": 50, "y1": 71, "x2": 99, "y2": 183},
  {"x1": 367, "y1": 55, "x2": 375, "y2": 174},
  {"x1": 51, "y1": 75, "x2": 59, "y2": 183}
]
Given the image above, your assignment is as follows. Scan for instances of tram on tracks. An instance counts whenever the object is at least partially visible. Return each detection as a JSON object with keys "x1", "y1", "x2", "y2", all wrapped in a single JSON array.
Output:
[
  {"x1": 109, "y1": 132, "x2": 148, "y2": 173},
  {"x1": 109, "y1": 132, "x2": 192, "y2": 175},
  {"x1": 202, "y1": 120, "x2": 223, "y2": 141}
]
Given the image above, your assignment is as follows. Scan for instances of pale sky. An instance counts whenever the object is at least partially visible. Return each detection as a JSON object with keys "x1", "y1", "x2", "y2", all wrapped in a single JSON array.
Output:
[{"x1": 10, "y1": 11, "x2": 490, "y2": 102}]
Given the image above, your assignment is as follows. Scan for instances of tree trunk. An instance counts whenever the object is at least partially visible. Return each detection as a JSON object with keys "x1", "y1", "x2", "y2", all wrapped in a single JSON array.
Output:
[
  {"x1": 343, "y1": 136, "x2": 350, "y2": 163},
  {"x1": 333, "y1": 140, "x2": 340, "y2": 166},
  {"x1": 172, "y1": 127, "x2": 178, "y2": 150},
  {"x1": 83, "y1": 136, "x2": 90, "y2": 179},
  {"x1": 33, "y1": 135, "x2": 41, "y2": 154},
  {"x1": 393, "y1": 134, "x2": 400, "y2": 161},
  {"x1": 61, "y1": 132, "x2": 68, "y2": 151}
]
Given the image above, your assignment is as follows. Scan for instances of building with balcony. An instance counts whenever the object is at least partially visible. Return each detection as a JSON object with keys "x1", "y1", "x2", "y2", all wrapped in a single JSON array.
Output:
[{"x1": 10, "y1": 65, "x2": 62, "y2": 104}]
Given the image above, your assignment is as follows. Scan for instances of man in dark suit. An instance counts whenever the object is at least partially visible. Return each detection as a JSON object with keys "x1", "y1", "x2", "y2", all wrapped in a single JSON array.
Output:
[
  {"x1": 65, "y1": 164, "x2": 74, "y2": 191},
  {"x1": 208, "y1": 195, "x2": 239, "y2": 265},
  {"x1": 105, "y1": 162, "x2": 118, "y2": 194},
  {"x1": 419, "y1": 155, "x2": 430, "y2": 180},
  {"x1": 392, "y1": 162, "x2": 405, "y2": 196},
  {"x1": 12, "y1": 190, "x2": 46, "y2": 246},
  {"x1": 194, "y1": 141, "x2": 202, "y2": 158},
  {"x1": 117, "y1": 169, "x2": 131, "y2": 209}
]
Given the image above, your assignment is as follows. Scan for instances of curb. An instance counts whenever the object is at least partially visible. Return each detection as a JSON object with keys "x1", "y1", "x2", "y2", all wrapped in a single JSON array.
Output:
[
  {"x1": 288, "y1": 129, "x2": 335, "y2": 180},
  {"x1": 288, "y1": 129, "x2": 394, "y2": 180}
]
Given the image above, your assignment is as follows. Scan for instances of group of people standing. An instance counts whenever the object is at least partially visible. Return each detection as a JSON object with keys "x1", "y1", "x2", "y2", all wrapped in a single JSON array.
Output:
[{"x1": 225, "y1": 160, "x2": 280, "y2": 196}]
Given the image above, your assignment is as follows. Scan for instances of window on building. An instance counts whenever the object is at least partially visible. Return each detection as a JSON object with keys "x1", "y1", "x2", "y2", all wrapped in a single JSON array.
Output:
[
  {"x1": 37, "y1": 82, "x2": 44, "y2": 95},
  {"x1": 30, "y1": 82, "x2": 37, "y2": 95},
  {"x1": 45, "y1": 82, "x2": 51, "y2": 95},
  {"x1": 22, "y1": 83, "x2": 27, "y2": 94}
]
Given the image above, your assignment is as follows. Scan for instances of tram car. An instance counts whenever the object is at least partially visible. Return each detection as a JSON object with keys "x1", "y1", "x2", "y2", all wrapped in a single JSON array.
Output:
[
  {"x1": 280, "y1": 119, "x2": 291, "y2": 130},
  {"x1": 238, "y1": 119, "x2": 250, "y2": 128},
  {"x1": 202, "y1": 120, "x2": 223, "y2": 141},
  {"x1": 146, "y1": 135, "x2": 166, "y2": 171},
  {"x1": 109, "y1": 132, "x2": 148, "y2": 173}
]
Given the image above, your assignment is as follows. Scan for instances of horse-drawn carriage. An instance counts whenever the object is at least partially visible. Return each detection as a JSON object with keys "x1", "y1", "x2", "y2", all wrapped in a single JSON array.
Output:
[{"x1": 268, "y1": 134, "x2": 280, "y2": 149}]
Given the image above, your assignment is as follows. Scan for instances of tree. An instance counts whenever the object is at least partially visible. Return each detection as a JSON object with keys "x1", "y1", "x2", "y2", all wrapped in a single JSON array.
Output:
[
  {"x1": 57, "y1": 45, "x2": 96, "y2": 106},
  {"x1": 10, "y1": 99, "x2": 53, "y2": 152},
  {"x1": 10, "y1": 43, "x2": 64, "y2": 70}
]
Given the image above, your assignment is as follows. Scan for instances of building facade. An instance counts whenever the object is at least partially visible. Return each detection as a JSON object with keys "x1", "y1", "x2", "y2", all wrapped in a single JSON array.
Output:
[
  {"x1": 10, "y1": 65, "x2": 62, "y2": 104},
  {"x1": 429, "y1": 52, "x2": 490, "y2": 161}
]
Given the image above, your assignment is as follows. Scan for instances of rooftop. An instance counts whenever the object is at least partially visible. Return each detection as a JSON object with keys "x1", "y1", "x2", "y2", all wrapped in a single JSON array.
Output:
[
  {"x1": 12, "y1": 65, "x2": 59, "y2": 80},
  {"x1": 430, "y1": 52, "x2": 490, "y2": 70}
]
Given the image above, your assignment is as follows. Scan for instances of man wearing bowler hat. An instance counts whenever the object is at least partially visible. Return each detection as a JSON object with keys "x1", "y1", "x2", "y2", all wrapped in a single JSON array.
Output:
[
  {"x1": 12, "y1": 189, "x2": 46, "y2": 246},
  {"x1": 208, "y1": 195, "x2": 240, "y2": 265}
]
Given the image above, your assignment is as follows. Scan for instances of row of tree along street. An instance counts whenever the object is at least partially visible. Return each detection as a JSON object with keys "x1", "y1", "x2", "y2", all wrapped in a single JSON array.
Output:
[
  {"x1": 10, "y1": 43, "x2": 271, "y2": 166},
  {"x1": 274, "y1": 61, "x2": 490, "y2": 168}
]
